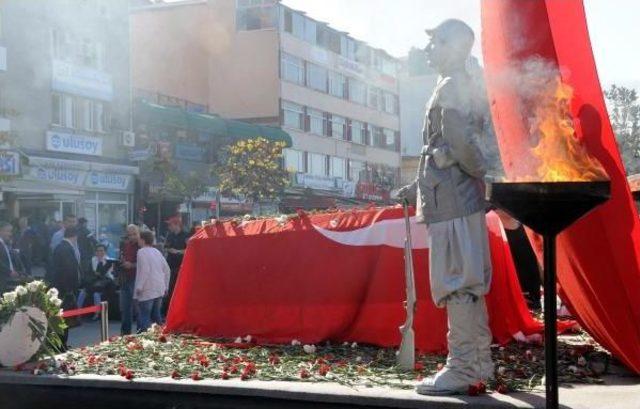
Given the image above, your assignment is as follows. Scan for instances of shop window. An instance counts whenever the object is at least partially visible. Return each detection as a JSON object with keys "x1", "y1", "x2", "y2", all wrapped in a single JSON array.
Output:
[
  {"x1": 307, "y1": 108, "x2": 326, "y2": 135},
  {"x1": 281, "y1": 53, "x2": 305, "y2": 85},
  {"x1": 282, "y1": 101, "x2": 304, "y2": 130},
  {"x1": 383, "y1": 128, "x2": 396, "y2": 150},
  {"x1": 329, "y1": 71, "x2": 346, "y2": 98},
  {"x1": 330, "y1": 114, "x2": 346, "y2": 139},
  {"x1": 306, "y1": 63, "x2": 327, "y2": 92},
  {"x1": 348, "y1": 159, "x2": 365, "y2": 182}
]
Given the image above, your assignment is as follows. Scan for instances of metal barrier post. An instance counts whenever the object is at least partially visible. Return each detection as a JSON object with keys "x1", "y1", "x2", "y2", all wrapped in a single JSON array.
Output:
[{"x1": 100, "y1": 301, "x2": 109, "y2": 342}]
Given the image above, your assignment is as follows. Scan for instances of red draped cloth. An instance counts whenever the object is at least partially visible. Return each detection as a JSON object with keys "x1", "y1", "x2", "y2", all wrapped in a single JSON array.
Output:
[
  {"x1": 482, "y1": 0, "x2": 640, "y2": 373},
  {"x1": 166, "y1": 208, "x2": 545, "y2": 352}
]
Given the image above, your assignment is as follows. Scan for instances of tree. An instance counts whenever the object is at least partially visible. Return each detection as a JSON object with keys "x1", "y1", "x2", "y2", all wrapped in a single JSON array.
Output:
[
  {"x1": 216, "y1": 138, "x2": 289, "y2": 204},
  {"x1": 604, "y1": 84, "x2": 640, "y2": 175}
]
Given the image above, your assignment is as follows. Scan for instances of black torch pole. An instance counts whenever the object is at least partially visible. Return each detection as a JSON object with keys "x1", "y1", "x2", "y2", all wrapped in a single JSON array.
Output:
[{"x1": 543, "y1": 234, "x2": 559, "y2": 409}]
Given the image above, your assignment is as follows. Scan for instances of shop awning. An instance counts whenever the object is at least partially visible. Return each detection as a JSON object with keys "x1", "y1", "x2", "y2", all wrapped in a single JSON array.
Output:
[{"x1": 136, "y1": 101, "x2": 292, "y2": 146}]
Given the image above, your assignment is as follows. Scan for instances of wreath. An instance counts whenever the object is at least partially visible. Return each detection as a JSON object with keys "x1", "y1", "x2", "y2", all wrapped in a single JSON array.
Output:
[{"x1": 0, "y1": 280, "x2": 67, "y2": 364}]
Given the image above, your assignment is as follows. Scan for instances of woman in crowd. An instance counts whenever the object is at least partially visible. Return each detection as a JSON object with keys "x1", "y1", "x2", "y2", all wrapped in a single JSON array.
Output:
[
  {"x1": 77, "y1": 244, "x2": 116, "y2": 320},
  {"x1": 134, "y1": 230, "x2": 170, "y2": 332}
]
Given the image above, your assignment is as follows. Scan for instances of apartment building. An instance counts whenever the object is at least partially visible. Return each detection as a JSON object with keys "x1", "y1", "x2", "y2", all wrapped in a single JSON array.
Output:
[
  {"x1": 132, "y1": 0, "x2": 402, "y2": 204},
  {"x1": 0, "y1": 0, "x2": 135, "y2": 252}
]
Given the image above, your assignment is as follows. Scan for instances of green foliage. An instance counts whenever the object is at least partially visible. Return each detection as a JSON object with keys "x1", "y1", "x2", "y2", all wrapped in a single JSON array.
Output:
[
  {"x1": 148, "y1": 158, "x2": 209, "y2": 202},
  {"x1": 605, "y1": 85, "x2": 640, "y2": 175},
  {"x1": 216, "y1": 138, "x2": 289, "y2": 202}
]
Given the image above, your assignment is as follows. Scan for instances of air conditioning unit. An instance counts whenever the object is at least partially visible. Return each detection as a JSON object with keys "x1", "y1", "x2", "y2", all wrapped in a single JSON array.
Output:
[{"x1": 121, "y1": 131, "x2": 135, "y2": 147}]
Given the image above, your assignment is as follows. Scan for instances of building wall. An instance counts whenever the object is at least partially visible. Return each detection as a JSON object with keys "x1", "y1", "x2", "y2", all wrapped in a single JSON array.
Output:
[
  {"x1": 398, "y1": 72, "x2": 437, "y2": 157},
  {"x1": 2, "y1": 0, "x2": 131, "y2": 159},
  {"x1": 130, "y1": 1, "x2": 210, "y2": 107}
]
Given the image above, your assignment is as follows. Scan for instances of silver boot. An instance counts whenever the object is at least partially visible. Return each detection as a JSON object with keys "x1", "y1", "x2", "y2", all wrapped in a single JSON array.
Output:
[
  {"x1": 475, "y1": 296, "x2": 495, "y2": 381},
  {"x1": 417, "y1": 298, "x2": 481, "y2": 395}
]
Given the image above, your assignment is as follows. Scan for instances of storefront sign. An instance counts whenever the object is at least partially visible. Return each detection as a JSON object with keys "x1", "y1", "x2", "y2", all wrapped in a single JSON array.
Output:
[
  {"x1": 86, "y1": 171, "x2": 131, "y2": 191},
  {"x1": 52, "y1": 59, "x2": 113, "y2": 101},
  {"x1": 128, "y1": 148, "x2": 152, "y2": 162},
  {"x1": 0, "y1": 151, "x2": 20, "y2": 176},
  {"x1": 28, "y1": 166, "x2": 86, "y2": 187},
  {"x1": 46, "y1": 131, "x2": 103, "y2": 156},
  {"x1": 356, "y1": 182, "x2": 390, "y2": 202},
  {"x1": 295, "y1": 173, "x2": 337, "y2": 190},
  {"x1": 175, "y1": 143, "x2": 204, "y2": 162},
  {"x1": 27, "y1": 155, "x2": 138, "y2": 175}
]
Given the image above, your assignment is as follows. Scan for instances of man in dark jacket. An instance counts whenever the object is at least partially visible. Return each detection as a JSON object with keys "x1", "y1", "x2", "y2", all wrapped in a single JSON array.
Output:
[
  {"x1": 0, "y1": 220, "x2": 22, "y2": 292},
  {"x1": 52, "y1": 226, "x2": 82, "y2": 348}
]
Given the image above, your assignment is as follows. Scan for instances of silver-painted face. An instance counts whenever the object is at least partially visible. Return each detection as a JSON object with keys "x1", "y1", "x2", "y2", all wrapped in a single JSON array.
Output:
[{"x1": 424, "y1": 34, "x2": 447, "y2": 71}]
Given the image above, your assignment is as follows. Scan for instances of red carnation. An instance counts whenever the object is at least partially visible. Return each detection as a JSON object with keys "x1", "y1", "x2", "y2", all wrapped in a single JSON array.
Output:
[
  {"x1": 467, "y1": 384, "x2": 479, "y2": 396},
  {"x1": 200, "y1": 358, "x2": 210, "y2": 368},
  {"x1": 125, "y1": 370, "x2": 134, "y2": 380},
  {"x1": 496, "y1": 384, "x2": 509, "y2": 394},
  {"x1": 119, "y1": 366, "x2": 127, "y2": 377},
  {"x1": 158, "y1": 335, "x2": 168, "y2": 343},
  {"x1": 221, "y1": 371, "x2": 230, "y2": 380},
  {"x1": 414, "y1": 362, "x2": 425, "y2": 372},
  {"x1": 191, "y1": 371, "x2": 202, "y2": 381},
  {"x1": 299, "y1": 369, "x2": 310, "y2": 379},
  {"x1": 269, "y1": 355, "x2": 281, "y2": 365},
  {"x1": 229, "y1": 365, "x2": 239, "y2": 374},
  {"x1": 245, "y1": 362, "x2": 257, "y2": 375},
  {"x1": 476, "y1": 382, "x2": 487, "y2": 394},
  {"x1": 318, "y1": 364, "x2": 331, "y2": 377}
]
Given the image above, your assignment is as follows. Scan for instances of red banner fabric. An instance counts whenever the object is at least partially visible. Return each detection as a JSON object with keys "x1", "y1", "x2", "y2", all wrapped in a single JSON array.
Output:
[
  {"x1": 166, "y1": 207, "x2": 545, "y2": 352},
  {"x1": 482, "y1": 0, "x2": 640, "y2": 373}
]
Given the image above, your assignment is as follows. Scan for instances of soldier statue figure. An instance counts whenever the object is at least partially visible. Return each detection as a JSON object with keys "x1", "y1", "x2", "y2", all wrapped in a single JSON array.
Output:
[{"x1": 398, "y1": 19, "x2": 494, "y2": 395}]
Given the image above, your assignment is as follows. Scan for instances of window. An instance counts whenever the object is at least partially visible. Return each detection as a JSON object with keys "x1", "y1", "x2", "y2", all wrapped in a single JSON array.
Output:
[
  {"x1": 330, "y1": 115, "x2": 346, "y2": 139},
  {"x1": 317, "y1": 26, "x2": 341, "y2": 54},
  {"x1": 382, "y1": 58, "x2": 398, "y2": 77},
  {"x1": 348, "y1": 160, "x2": 365, "y2": 182},
  {"x1": 368, "y1": 87, "x2": 381, "y2": 110},
  {"x1": 328, "y1": 71, "x2": 346, "y2": 98},
  {"x1": 330, "y1": 157, "x2": 346, "y2": 179},
  {"x1": 291, "y1": 12, "x2": 304, "y2": 38},
  {"x1": 63, "y1": 95, "x2": 76, "y2": 128},
  {"x1": 281, "y1": 53, "x2": 305, "y2": 85},
  {"x1": 94, "y1": 101, "x2": 109, "y2": 132},
  {"x1": 282, "y1": 101, "x2": 304, "y2": 129},
  {"x1": 304, "y1": 19, "x2": 316, "y2": 44},
  {"x1": 350, "y1": 120, "x2": 366, "y2": 144},
  {"x1": 284, "y1": 149, "x2": 305, "y2": 172},
  {"x1": 307, "y1": 108, "x2": 326, "y2": 135},
  {"x1": 309, "y1": 153, "x2": 328, "y2": 176},
  {"x1": 78, "y1": 37, "x2": 104, "y2": 70},
  {"x1": 52, "y1": 94, "x2": 62, "y2": 126},
  {"x1": 236, "y1": 3, "x2": 277, "y2": 31},
  {"x1": 82, "y1": 99, "x2": 94, "y2": 131},
  {"x1": 306, "y1": 63, "x2": 327, "y2": 92},
  {"x1": 370, "y1": 125, "x2": 384, "y2": 147},
  {"x1": 383, "y1": 128, "x2": 396, "y2": 150},
  {"x1": 348, "y1": 78, "x2": 367, "y2": 105},
  {"x1": 383, "y1": 92, "x2": 398, "y2": 115},
  {"x1": 52, "y1": 29, "x2": 104, "y2": 69}
]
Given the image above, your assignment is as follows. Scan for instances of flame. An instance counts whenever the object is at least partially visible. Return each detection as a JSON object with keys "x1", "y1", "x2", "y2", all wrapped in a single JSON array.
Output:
[{"x1": 525, "y1": 78, "x2": 608, "y2": 182}]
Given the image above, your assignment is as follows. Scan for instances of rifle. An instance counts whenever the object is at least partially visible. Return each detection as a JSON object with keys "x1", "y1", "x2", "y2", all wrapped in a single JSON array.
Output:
[{"x1": 397, "y1": 198, "x2": 417, "y2": 370}]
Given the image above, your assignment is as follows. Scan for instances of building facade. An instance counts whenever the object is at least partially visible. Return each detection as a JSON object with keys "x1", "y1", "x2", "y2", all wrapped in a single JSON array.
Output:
[
  {"x1": 0, "y1": 0, "x2": 135, "y2": 253},
  {"x1": 131, "y1": 0, "x2": 402, "y2": 205}
]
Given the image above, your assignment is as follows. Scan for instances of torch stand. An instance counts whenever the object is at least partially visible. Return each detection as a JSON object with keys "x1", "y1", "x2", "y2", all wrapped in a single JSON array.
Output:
[
  {"x1": 543, "y1": 234, "x2": 558, "y2": 409},
  {"x1": 486, "y1": 181, "x2": 610, "y2": 409}
]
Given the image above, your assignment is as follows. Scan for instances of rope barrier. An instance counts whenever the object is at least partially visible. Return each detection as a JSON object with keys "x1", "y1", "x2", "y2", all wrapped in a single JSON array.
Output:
[{"x1": 61, "y1": 305, "x2": 101, "y2": 318}]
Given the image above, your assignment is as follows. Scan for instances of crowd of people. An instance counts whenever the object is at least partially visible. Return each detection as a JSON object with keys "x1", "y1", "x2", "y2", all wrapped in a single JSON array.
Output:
[{"x1": 0, "y1": 214, "x2": 191, "y2": 347}]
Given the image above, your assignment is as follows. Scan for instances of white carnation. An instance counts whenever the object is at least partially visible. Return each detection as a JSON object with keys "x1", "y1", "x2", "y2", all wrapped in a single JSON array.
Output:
[
  {"x1": 51, "y1": 297, "x2": 62, "y2": 307},
  {"x1": 275, "y1": 215, "x2": 288, "y2": 225},
  {"x1": 351, "y1": 342, "x2": 358, "y2": 349},
  {"x1": 163, "y1": 356, "x2": 174, "y2": 363},
  {"x1": 291, "y1": 339, "x2": 301, "y2": 346},
  {"x1": 47, "y1": 288, "x2": 59, "y2": 298},
  {"x1": 141, "y1": 339, "x2": 155, "y2": 349},
  {"x1": 2, "y1": 291, "x2": 17, "y2": 303},
  {"x1": 303, "y1": 344, "x2": 316, "y2": 354},
  {"x1": 243, "y1": 335, "x2": 252, "y2": 343},
  {"x1": 15, "y1": 286, "x2": 27, "y2": 296},
  {"x1": 27, "y1": 281, "x2": 42, "y2": 293},
  {"x1": 234, "y1": 337, "x2": 243, "y2": 344}
]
